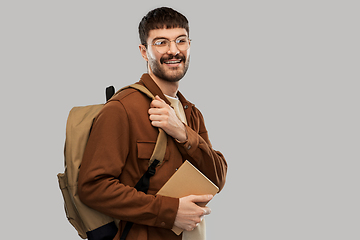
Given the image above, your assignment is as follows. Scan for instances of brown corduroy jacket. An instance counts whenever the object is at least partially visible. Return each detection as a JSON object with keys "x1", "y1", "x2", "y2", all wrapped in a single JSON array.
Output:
[{"x1": 78, "y1": 73, "x2": 227, "y2": 240}]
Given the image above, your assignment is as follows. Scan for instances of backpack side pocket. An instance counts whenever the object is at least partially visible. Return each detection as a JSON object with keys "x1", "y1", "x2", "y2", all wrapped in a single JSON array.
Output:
[{"x1": 57, "y1": 173, "x2": 87, "y2": 239}]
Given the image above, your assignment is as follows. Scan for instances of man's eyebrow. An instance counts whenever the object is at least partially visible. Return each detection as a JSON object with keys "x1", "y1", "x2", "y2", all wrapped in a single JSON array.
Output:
[{"x1": 152, "y1": 34, "x2": 188, "y2": 41}]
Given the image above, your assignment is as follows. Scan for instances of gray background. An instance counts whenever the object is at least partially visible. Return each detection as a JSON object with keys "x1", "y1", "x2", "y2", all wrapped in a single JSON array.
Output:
[{"x1": 1, "y1": 0, "x2": 359, "y2": 239}]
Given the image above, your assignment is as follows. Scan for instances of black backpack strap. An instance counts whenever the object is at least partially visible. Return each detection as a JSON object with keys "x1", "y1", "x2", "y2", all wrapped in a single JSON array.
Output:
[
  {"x1": 87, "y1": 221, "x2": 118, "y2": 240},
  {"x1": 134, "y1": 159, "x2": 160, "y2": 193},
  {"x1": 106, "y1": 86, "x2": 115, "y2": 102},
  {"x1": 120, "y1": 160, "x2": 160, "y2": 240}
]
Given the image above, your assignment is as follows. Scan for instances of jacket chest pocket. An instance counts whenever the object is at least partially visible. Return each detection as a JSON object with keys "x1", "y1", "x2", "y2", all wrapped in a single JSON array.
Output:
[{"x1": 136, "y1": 141, "x2": 170, "y2": 162}]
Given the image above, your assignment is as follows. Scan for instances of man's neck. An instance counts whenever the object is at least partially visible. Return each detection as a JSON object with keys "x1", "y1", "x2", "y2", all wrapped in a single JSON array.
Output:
[{"x1": 148, "y1": 71, "x2": 179, "y2": 98}]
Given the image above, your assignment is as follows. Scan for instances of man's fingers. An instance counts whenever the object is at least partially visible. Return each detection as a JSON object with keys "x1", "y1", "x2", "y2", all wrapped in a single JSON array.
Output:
[
  {"x1": 202, "y1": 207, "x2": 211, "y2": 216},
  {"x1": 150, "y1": 95, "x2": 166, "y2": 108},
  {"x1": 189, "y1": 194, "x2": 213, "y2": 203},
  {"x1": 188, "y1": 194, "x2": 213, "y2": 216},
  {"x1": 148, "y1": 107, "x2": 164, "y2": 116},
  {"x1": 175, "y1": 194, "x2": 214, "y2": 232}
]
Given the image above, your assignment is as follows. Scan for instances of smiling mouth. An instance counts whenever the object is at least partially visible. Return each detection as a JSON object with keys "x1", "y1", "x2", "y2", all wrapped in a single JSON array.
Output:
[
  {"x1": 161, "y1": 54, "x2": 185, "y2": 65},
  {"x1": 164, "y1": 59, "x2": 182, "y2": 65}
]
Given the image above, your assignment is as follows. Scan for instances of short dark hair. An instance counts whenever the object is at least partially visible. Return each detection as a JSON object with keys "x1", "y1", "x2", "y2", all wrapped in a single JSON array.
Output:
[{"x1": 138, "y1": 7, "x2": 189, "y2": 46}]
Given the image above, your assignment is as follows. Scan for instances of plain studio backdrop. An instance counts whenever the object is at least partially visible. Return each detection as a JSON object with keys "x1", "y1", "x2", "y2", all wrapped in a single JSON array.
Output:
[{"x1": 1, "y1": 1, "x2": 358, "y2": 239}]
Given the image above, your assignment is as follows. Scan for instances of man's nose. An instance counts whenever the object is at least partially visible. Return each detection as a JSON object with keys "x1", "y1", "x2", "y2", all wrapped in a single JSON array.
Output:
[{"x1": 167, "y1": 41, "x2": 180, "y2": 55}]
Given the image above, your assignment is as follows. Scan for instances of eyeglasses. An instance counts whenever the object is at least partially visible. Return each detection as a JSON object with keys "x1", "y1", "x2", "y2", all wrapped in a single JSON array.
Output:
[{"x1": 149, "y1": 36, "x2": 191, "y2": 54}]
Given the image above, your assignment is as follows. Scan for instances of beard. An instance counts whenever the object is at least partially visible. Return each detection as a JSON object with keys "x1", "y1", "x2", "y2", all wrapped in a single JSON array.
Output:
[{"x1": 148, "y1": 53, "x2": 190, "y2": 82}]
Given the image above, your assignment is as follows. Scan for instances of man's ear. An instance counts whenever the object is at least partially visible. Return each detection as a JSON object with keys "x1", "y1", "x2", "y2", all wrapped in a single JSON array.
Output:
[{"x1": 139, "y1": 45, "x2": 148, "y2": 61}]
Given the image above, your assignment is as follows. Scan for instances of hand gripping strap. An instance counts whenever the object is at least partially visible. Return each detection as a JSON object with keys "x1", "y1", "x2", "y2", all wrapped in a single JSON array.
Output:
[{"x1": 117, "y1": 84, "x2": 167, "y2": 166}]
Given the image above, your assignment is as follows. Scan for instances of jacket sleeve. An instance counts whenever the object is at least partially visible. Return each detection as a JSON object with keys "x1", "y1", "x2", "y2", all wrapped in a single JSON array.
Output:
[
  {"x1": 77, "y1": 101, "x2": 178, "y2": 229},
  {"x1": 176, "y1": 108, "x2": 228, "y2": 192}
]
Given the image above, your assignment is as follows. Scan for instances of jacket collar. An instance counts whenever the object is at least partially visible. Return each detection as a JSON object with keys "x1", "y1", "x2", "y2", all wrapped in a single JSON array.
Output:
[
  {"x1": 176, "y1": 91, "x2": 194, "y2": 126},
  {"x1": 138, "y1": 73, "x2": 172, "y2": 106},
  {"x1": 138, "y1": 74, "x2": 193, "y2": 106}
]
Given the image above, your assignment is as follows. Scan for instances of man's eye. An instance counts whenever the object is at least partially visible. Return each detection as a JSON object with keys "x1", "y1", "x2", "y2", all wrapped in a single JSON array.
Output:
[
  {"x1": 176, "y1": 39, "x2": 186, "y2": 43},
  {"x1": 154, "y1": 40, "x2": 167, "y2": 46},
  {"x1": 176, "y1": 38, "x2": 188, "y2": 45}
]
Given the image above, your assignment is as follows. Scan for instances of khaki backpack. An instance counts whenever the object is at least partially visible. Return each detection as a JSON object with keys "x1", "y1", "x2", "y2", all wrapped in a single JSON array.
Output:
[{"x1": 57, "y1": 84, "x2": 167, "y2": 239}]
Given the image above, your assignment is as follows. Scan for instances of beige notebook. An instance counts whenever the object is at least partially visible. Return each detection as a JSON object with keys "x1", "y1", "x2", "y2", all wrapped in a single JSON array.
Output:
[{"x1": 156, "y1": 160, "x2": 219, "y2": 235}]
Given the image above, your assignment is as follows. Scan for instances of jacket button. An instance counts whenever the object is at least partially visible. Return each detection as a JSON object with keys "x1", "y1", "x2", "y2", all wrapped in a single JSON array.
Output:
[
  {"x1": 184, "y1": 105, "x2": 188, "y2": 109},
  {"x1": 161, "y1": 222, "x2": 166, "y2": 227},
  {"x1": 187, "y1": 145, "x2": 191, "y2": 150}
]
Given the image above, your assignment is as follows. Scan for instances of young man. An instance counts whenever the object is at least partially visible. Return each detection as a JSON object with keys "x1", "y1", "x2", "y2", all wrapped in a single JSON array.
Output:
[{"x1": 78, "y1": 7, "x2": 227, "y2": 240}]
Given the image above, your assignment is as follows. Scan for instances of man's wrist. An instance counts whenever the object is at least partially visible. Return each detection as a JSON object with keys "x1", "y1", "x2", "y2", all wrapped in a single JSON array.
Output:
[{"x1": 174, "y1": 124, "x2": 187, "y2": 143}]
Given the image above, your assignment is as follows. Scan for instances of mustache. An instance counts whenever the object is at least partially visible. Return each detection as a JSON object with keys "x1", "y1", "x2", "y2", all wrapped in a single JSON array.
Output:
[{"x1": 160, "y1": 54, "x2": 186, "y2": 64}]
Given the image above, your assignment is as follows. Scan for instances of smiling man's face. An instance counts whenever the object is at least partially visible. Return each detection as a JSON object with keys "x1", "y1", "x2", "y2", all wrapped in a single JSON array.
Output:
[{"x1": 140, "y1": 28, "x2": 190, "y2": 83}]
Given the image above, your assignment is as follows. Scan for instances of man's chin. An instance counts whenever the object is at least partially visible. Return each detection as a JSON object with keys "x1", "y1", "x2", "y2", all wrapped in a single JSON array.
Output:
[
  {"x1": 164, "y1": 73, "x2": 184, "y2": 82},
  {"x1": 150, "y1": 59, "x2": 189, "y2": 83},
  {"x1": 156, "y1": 69, "x2": 187, "y2": 82}
]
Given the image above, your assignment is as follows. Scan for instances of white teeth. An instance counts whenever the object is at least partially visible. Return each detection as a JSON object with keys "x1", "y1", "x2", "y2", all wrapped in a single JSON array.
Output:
[{"x1": 165, "y1": 60, "x2": 181, "y2": 64}]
